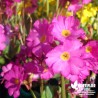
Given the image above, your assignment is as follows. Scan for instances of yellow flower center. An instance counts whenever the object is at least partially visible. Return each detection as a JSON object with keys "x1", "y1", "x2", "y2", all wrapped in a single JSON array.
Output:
[
  {"x1": 61, "y1": 30, "x2": 71, "y2": 37},
  {"x1": 40, "y1": 35, "x2": 46, "y2": 43},
  {"x1": 43, "y1": 69, "x2": 48, "y2": 73},
  {"x1": 14, "y1": 79, "x2": 19, "y2": 84},
  {"x1": 60, "y1": 52, "x2": 70, "y2": 61},
  {"x1": 85, "y1": 46, "x2": 92, "y2": 53}
]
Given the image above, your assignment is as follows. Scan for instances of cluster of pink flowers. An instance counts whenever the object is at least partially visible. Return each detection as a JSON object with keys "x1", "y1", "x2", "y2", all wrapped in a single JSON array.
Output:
[
  {"x1": 0, "y1": 0, "x2": 37, "y2": 18},
  {"x1": 0, "y1": 0, "x2": 97, "y2": 98},
  {"x1": 1, "y1": 15, "x2": 98, "y2": 97},
  {"x1": 45, "y1": 16, "x2": 98, "y2": 82}
]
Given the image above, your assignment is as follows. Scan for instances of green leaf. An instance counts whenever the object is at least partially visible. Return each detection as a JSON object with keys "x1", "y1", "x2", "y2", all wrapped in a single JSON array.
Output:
[
  {"x1": 0, "y1": 56, "x2": 5, "y2": 65},
  {"x1": 41, "y1": 90, "x2": 46, "y2": 98},
  {"x1": 67, "y1": 93, "x2": 71, "y2": 98},
  {"x1": 41, "y1": 85, "x2": 53, "y2": 98},
  {"x1": 3, "y1": 46, "x2": 10, "y2": 55},
  {"x1": 45, "y1": 86, "x2": 53, "y2": 98}
]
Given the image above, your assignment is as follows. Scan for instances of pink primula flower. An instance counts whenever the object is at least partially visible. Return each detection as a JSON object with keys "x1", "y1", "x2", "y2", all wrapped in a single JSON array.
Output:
[
  {"x1": 3, "y1": 64, "x2": 24, "y2": 98},
  {"x1": 82, "y1": 41, "x2": 98, "y2": 58},
  {"x1": 40, "y1": 68, "x2": 54, "y2": 80},
  {"x1": 24, "y1": 61, "x2": 41, "y2": 81},
  {"x1": 68, "y1": 3, "x2": 82, "y2": 13},
  {"x1": 68, "y1": 0, "x2": 92, "y2": 13},
  {"x1": 1, "y1": 63, "x2": 13, "y2": 77},
  {"x1": 46, "y1": 40, "x2": 89, "y2": 82},
  {"x1": 50, "y1": 16, "x2": 84, "y2": 43},
  {"x1": 26, "y1": 19, "x2": 53, "y2": 57},
  {"x1": 24, "y1": 62, "x2": 40, "y2": 74},
  {"x1": 82, "y1": 41, "x2": 98, "y2": 73},
  {"x1": 82, "y1": 0, "x2": 92, "y2": 4},
  {"x1": 0, "y1": 24, "x2": 9, "y2": 51}
]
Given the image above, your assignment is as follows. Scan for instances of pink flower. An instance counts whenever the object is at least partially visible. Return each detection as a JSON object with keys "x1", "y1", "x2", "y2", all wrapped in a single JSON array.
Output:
[
  {"x1": 24, "y1": 61, "x2": 41, "y2": 81},
  {"x1": 40, "y1": 68, "x2": 54, "y2": 80},
  {"x1": 21, "y1": 61, "x2": 41, "y2": 90},
  {"x1": 81, "y1": 41, "x2": 98, "y2": 73},
  {"x1": 68, "y1": 3, "x2": 82, "y2": 13},
  {"x1": 82, "y1": 0, "x2": 92, "y2": 4},
  {"x1": 26, "y1": 19, "x2": 53, "y2": 57},
  {"x1": 24, "y1": 62, "x2": 40, "y2": 74},
  {"x1": 5, "y1": 7, "x2": 13, "y2": 18},
  {"x1": 1, "y1": 63, "x2": 13, "y2": 77},
  {"x1": 82, "y1": 41, "x2": 98, "y2": 58},
  {"x1": 3, "y1": 64, "x2": 24, "y2": 98},
  {"x1": 68, "y1": 0, "x2": 82, "y2": 13},
  {"x1": 46, "y1": 40, "x2": 89, "y2": 82},
  {"x1": 68, "y1": 0, "x2": 92, "y2": 13},
  {"x1": 50, "y1": 16, "x2": 84, "y2": 43},
  {"x1": 3, "y1": 0, "x2": 14, "y2": 18},
  {"x1": 0, "y1": 24, "x2": 9, "y2": 51},
  {"x1": 66, "y1": 66, "x2": 89, "y2": 82}
]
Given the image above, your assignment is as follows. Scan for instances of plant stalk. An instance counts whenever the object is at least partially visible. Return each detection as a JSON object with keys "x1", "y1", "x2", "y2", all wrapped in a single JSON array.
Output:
[
  {"x1": 40, "y1": 79, "x2": 44, "y2": 97},
  {"x1": 46, "y1": 0, "x2": 49, "y2": 16},
  {"x1": 30, "y1": 89, "x2": 36, "y2": 98},
  {"x1": 61, "y1": 75, "x2": 66, "y2": 98},
  {"x1": 56, "y1": 0, "x2": 59, "y2": 11},
  {"x1": 22, "y1": 0, "x2": 26, "y2": 43},
  {"x1": 97, "y1": 13, "x2": 98, "y2": 35}
]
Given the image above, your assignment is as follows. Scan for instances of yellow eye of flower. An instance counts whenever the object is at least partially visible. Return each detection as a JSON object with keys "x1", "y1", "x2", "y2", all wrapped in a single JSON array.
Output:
[
  {"x1": 60, "y1": 52, "x2": 70, "y2": 61},
  {"x1": 43, "y1": 69, "x2": 48, "y2": 72},
  {"x1": 86, "y1": 46, "x2": 92, "y2": 53},
  {"x1": 14, "y1": 79, "x2": 19, "y2": 84},
  {"x1": 61, "y1": 30, "x2": 71, "y2": 37},
  {"x1": 40, "y1": 35, "x2": 46, "y2": 43}
]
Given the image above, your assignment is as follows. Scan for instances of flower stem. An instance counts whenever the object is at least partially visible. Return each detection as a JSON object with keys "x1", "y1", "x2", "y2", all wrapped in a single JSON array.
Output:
[
  {"x1": 97, "y1": 13, "x2": 98, "y2": 35},
  {"x1": 40, "y1": 79, "x2": 44, "y2": 97},
  {"x1": 30, "y1": 89, "x2": 36, "y2": 98},
  {"x1": 56, "y1": 0, "x2": 59, "y2": 11},
  {"x1": 61, "y1": 75, "x2": 66, "y2": 98},
  {"x1": 46, "y1": 0, "x2": 49, "y2": 16},
  {"x1": 22, "y1": 0, "x2": 26, "y2": 43}
]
